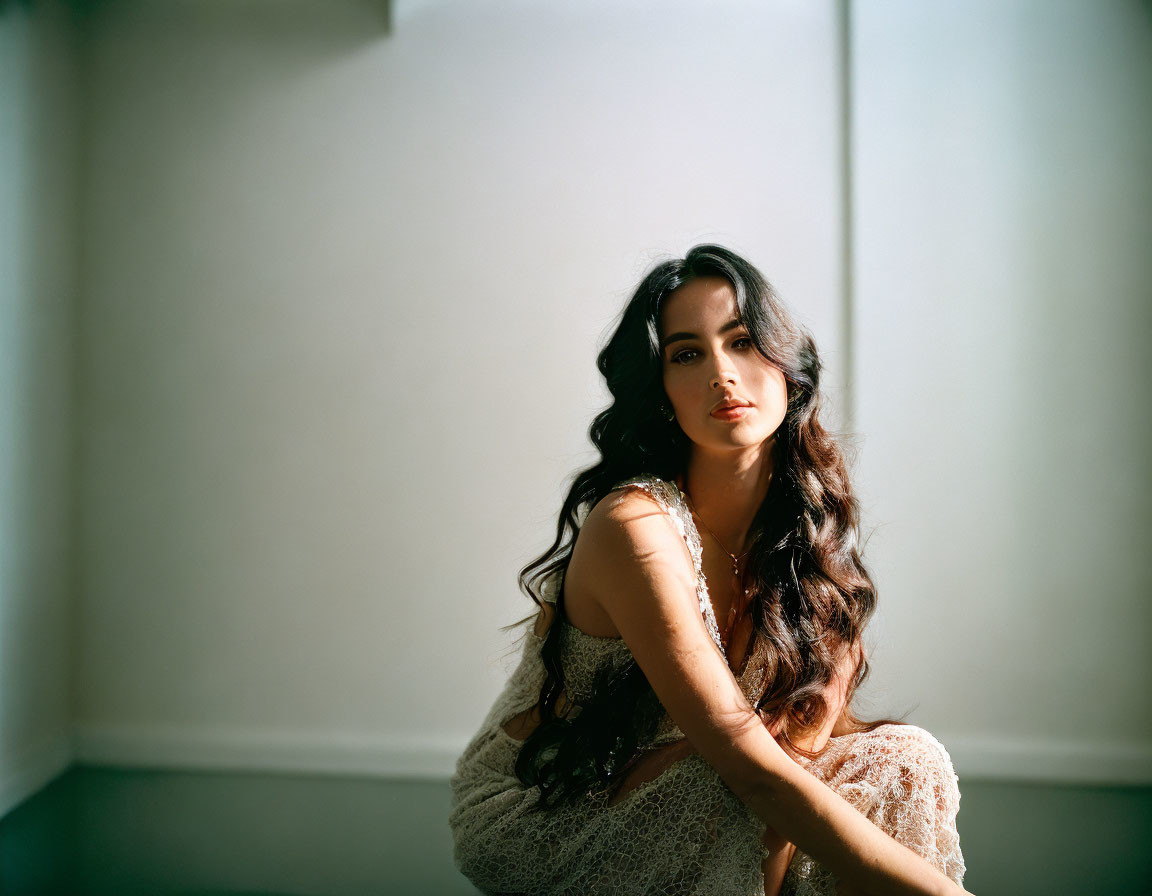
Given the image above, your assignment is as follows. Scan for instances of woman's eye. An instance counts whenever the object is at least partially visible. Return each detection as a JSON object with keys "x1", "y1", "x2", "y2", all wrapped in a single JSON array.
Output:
[
  {"x1": 733, "y1": 336, "x2": 752, "y2": 349},
  {"x1": 670, "y1": 349, "x2": 699, "y2": 365}
]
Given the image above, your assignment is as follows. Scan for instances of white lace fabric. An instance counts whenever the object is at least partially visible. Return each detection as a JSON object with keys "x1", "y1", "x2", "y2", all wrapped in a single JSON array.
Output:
[
  {"x1": 449, "y1": 474, "x2": 965, "y2": 895},
  {"x1": 781, "y1": 723, "x2": 966, "y2": 893}
]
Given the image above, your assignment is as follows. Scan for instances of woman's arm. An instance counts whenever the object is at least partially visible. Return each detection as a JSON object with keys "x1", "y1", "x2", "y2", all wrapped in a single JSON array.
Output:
[
  {"x1": 574, "y1": 491, "x2": 969, "y2": 896},
  {"x1": 760, "y1": 639, "x2": 860, "y2": 893}
]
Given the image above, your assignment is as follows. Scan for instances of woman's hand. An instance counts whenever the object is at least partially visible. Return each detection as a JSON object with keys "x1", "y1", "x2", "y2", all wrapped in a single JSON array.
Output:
[{"x1": 761, "y1": 823, "x2": 798, "y2": 896}]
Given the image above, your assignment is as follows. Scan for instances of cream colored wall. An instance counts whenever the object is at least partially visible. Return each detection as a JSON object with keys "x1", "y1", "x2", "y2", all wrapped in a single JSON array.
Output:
[
  {"x1": 850, "y1": 0, "x2": 1152, "y2": 782},
  {"x1": 0, "y1": 0, "x2": 78, "y2": 816},
  {"x1": 71, "y1": 0, "x2": 845, "y2": 778}
]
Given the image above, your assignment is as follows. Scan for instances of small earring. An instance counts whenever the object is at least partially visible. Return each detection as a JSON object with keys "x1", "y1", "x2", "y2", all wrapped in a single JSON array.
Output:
[{"x1": 661, "y1": 404, "x2": 676, "y2": 422}]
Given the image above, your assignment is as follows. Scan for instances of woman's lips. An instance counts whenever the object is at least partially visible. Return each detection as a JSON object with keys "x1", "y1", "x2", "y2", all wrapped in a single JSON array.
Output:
[{"x1": 711, "y1": 406, "x2": 751, "y2": 421}]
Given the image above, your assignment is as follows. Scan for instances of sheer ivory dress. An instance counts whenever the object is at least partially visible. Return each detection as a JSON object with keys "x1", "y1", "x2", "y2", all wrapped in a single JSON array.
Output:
[{"x1": 449, "y1": 475, "x2": 965, "y2": 895}]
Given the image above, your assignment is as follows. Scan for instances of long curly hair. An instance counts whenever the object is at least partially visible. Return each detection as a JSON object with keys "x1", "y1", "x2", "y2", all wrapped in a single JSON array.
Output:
[{"x1": 508, "y1": 244, "x2": 901, "y2": 811}]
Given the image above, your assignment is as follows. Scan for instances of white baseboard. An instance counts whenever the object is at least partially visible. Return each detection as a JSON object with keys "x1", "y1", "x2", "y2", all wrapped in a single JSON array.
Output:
[
  {"x1": 0, "y1": 733, "x2": 75, "y2": 819},
  {"x1": 61, "y1": 723, "x2": 1152, "y2": 788},
  {"x1": 74, "y1": 723, "x2": 463, "y2": 779},
  {"x1": 939, "y1": 733, "x2": 1152, "y2": 786}
]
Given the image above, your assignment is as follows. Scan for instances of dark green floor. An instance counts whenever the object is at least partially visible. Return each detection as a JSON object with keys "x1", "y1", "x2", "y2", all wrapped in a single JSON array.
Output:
[{"x1": 1, "y1": 765, "x2": 1150, "y2": 895}]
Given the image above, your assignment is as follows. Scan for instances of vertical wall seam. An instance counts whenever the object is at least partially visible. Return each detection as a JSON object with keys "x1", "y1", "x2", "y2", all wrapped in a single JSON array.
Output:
[{"x1": 837, "y1": 0, "x2": 855, "y2": 435}]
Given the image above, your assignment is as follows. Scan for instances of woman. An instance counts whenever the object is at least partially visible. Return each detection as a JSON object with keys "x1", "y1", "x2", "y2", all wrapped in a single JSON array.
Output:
[{"x1": 450, "y1": 245, "x2": 968, "y2": 896}]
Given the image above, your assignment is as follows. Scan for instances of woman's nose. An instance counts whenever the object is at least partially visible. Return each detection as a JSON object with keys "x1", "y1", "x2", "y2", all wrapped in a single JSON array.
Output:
[{"x1": 710, "y1": 362, "x2": 737, "y2": 389}]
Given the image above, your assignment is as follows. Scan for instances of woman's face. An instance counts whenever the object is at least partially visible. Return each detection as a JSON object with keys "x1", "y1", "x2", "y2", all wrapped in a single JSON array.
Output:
[{"x1": 659, "y1": 276, "x2": 788, "y2": 455}]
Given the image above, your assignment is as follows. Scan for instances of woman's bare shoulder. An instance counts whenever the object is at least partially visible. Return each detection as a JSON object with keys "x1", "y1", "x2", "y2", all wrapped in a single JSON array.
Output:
[
  {"x1": 587, "y1": 480, "x2": 674, "y2": 526},
  {"x1": 564, "y1": 484, "x2": 699, "y2": 635},
  {"x1": 577, "y1": 484, "x2": 692, "y2": 572}
]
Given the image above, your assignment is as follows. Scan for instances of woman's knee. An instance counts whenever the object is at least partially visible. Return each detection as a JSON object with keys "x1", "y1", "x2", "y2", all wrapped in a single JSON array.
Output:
[{"x1": 844, "y1": 724, "x2": 959, "y2": 817}]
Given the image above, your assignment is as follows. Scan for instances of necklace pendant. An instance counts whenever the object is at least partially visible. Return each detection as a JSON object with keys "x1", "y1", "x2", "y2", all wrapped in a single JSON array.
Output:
[{"x1": 732, "y1": 558, "x2": 739, "y2": 577}]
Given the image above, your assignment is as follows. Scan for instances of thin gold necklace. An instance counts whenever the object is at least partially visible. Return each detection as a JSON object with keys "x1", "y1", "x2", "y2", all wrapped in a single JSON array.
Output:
[
  {"x1": 680, "y1": 491, "x2": 750, "y2": 577},
  {"x1": 679, "y1": 490, "x2": 751, "y2": 652}
]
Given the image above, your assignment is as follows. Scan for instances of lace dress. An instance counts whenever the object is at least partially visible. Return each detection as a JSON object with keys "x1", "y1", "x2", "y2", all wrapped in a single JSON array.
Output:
[{"x1": 449, "y1": 474, "x2": 965, "y2": 895}]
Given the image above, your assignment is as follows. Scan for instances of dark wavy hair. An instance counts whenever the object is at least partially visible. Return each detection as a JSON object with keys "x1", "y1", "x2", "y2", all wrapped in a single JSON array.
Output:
[{"x1": 507, "y1": 244, "x2": 902, "y2": 811}]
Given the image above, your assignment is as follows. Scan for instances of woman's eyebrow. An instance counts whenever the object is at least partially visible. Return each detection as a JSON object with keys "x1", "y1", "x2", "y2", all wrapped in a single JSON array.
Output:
[{"x1": 660, "y1": 318, "x2": 744, "y2": 351}]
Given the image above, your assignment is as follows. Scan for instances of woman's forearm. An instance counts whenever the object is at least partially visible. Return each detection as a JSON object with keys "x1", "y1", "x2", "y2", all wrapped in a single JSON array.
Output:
[
  {"x1": 747, "y1": 758, "x2": 966, "y2": 896},
  {"x1": 750, "y1": 639, "x2": 952, "y2": 896}
]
